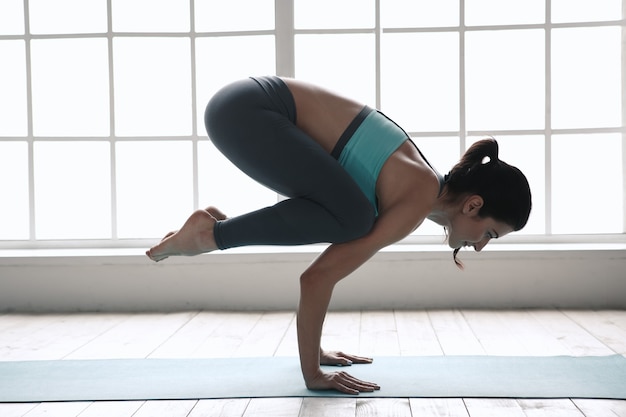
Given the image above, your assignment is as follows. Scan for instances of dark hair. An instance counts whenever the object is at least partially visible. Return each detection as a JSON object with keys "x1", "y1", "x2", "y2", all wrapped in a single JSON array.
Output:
[{"x1": 445, "y1": 138, "x2": 532, "y2": 268}]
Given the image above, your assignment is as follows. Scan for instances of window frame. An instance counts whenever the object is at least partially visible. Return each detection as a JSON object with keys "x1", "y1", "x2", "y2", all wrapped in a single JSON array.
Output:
[{"x1": 0, "y1": 0, "x2": 624, "y2": 250}]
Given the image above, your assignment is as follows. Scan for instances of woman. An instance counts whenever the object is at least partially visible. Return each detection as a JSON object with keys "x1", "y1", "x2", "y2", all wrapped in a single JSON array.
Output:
[{"x1": 146, "y1": 76, "x2": 531, "y2": 394}]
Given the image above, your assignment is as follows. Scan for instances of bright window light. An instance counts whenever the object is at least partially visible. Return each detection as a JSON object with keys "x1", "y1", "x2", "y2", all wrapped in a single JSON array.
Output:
[
  {"x1": 295, "y1": 0, "x2": 374, "y2": 29},
  {"x1": 29, "y1": 0, "x2": 107, "y2": 34},
  {"x1": 0, "y1": 142, "x2": 29, "y2": 240},
  {"x1": 381, "y1": 0, "x2": 458, "y2": 28},
  {"x1": 381, "y1": 32, "x2": 459, "y2": 132},
  {"x1": 31, "y1": 38, "x2": 110, "y2": 137},
  {"x1": 195, "y1": 0, "x2": 274, "y2": 32},
  {"x1": 552, "y1": 134, "x2": 623, "y2": 234},
  {"x1": 552, "y1": 0, "x2": 622, "y2": 23},
  {"x1": 465, "y1": 29, "x2": 545, "y2": 131},
  {"x1": 465, "y1": 0, "x2": 544, "y2": 26},
  {"x1": 0, "y1": 0, "x2": 24, "y2": 35},
  {"x1": 112, "y1": 0, "x2": 189, "y2": 32},
  {"x1": 552, "y1": 27, "x2": 622, "y2": 129},
  {"x1": 113, "y1": 37, "x2": 192, "y2": 136},
  {"x1": 0, "y1": 41, "x2": 27, "y2": 136},
  {"x1": 34, "y1": 141, "x2": 111, "y2": 239}
]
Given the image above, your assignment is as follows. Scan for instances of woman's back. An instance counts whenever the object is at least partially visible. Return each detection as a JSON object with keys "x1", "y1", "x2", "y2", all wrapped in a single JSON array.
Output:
[{"x1": 281, "y1": 78, "x2": 364, "y2": 153}]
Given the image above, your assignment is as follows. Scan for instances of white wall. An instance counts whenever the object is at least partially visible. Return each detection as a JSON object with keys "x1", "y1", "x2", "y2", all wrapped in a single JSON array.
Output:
[{"x1": 1, "y1": 244, "x2": 625, "y2": 312}]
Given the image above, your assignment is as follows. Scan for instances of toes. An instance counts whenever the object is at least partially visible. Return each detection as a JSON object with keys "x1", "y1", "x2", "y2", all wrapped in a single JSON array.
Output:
[
  {"x1": 146, "y1": 240, "x2": 171, "y2": 262},
  {"x1": 146, "y1": 248, "x2": 161, "y2": 262}
]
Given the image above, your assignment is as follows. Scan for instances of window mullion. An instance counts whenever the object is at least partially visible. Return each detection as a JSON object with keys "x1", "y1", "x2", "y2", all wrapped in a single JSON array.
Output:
[
  {"x1": 274, "y1": 0, "x2": 295, "y2": 204},
  {"x1": 375, "y1": 0, "x2": 381, "y2": 110},
  {"x1": 23, "y1": 0, "x2": 36, "y2": 242},
  {"x1": 545, "y1": 0, "x2": 552, "y2": 235},
  {"x1": 275, "y1": 0, "x2": 295, "y2": 77},
  {"x1": 106, "y1": 0, "x2": 118, "y2": 241},
  {"x1": 190, "y1": 0, "x2": 199, "y2": 211},
  {"x1": 459, "y1": 0, "x2": 466, "y2": 155},
  {"x1": 622, "y1": 0, "x2": 626, "y2": 233}
]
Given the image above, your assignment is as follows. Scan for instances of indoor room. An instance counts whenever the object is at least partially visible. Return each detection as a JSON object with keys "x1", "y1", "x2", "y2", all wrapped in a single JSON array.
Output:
[{"x1": 0, "y1": 0, "x2": 625, "y2": 416}]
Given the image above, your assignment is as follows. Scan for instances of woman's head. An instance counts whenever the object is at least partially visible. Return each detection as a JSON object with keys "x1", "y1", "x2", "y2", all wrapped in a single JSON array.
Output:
[{"x1": 443, "y1": 138, "x2": 532, "y2": 267}]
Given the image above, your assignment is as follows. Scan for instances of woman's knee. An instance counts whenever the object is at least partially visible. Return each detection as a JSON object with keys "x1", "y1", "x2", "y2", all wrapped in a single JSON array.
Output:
[
  {"x1": 204, "y1": 79, "x2": 257, "y2": 141},
  {"x1": 204, "y1": 89, "x2": 233, "y2": 141}
]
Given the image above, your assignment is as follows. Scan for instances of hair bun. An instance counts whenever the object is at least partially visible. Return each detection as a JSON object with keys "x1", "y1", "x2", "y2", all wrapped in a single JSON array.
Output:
[
  {"x1": 477, "y1": 138, "x2": 500, "y2": 167},
  {"x1": 486, "y1": 137, "x2": 499, "y2": 161}
]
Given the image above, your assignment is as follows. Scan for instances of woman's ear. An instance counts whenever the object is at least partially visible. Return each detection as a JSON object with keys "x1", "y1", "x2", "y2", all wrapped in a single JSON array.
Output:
[{"x1": 462, "y1": 195, "x2": 484, "y2": 216}]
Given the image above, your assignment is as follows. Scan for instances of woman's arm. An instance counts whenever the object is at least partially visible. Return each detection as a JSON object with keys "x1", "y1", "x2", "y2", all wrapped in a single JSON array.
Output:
[
  {"x1": 297, "y1": 201, "x2": 425, "y2": 394},
  {"x1": 297, "y1": 239, "x2": 380, "y2": 394}
]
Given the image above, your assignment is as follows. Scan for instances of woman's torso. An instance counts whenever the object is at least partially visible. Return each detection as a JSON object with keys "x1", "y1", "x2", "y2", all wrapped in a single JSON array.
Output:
[{"x1": 281, "y1": 77, "x2": 441, "y2": 218}]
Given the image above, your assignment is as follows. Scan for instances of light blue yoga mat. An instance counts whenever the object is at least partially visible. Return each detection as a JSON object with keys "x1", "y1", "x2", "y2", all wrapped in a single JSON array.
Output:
[{"x1": 1, "y1": 355, "x2": 625, "y2": 402}]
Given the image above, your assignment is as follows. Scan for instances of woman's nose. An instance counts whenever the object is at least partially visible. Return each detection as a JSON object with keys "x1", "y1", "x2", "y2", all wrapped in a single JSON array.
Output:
[{"x1": 473, "y1": 237, "x2": 491, "y2": 252}]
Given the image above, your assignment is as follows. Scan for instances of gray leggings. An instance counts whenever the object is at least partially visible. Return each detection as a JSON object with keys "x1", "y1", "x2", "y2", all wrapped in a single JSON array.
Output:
[{"x1": 204, "y1": 76, "x2": 375, "y2": 250}]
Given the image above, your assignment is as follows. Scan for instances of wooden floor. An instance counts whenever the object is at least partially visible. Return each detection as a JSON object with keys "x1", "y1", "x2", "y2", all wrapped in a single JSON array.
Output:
[{"x1": 1, "y1": 310, "x2": 625, "y2": 416}]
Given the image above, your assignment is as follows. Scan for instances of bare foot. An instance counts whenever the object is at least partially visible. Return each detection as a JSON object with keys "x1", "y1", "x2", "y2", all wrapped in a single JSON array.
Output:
[{"x1": 146, "y1": 206, "x2": 227, "y2": 262}]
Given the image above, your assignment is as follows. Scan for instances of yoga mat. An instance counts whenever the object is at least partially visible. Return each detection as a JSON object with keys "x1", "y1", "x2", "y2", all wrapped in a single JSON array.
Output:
[{"x1": 1, "y1": 355, "x2": 625, "y2": 402}]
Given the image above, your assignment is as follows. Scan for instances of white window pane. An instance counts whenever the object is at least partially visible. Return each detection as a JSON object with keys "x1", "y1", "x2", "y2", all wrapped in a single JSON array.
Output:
[
  {"x1": 31, "y1": 38, "x2": 110, "y2": 137},
  {"x1": 198, "y1": 141, "x2": 277, "y2": 217},
  {"x1": 382, "y1": 33, "x2": 459, "y2": 132},
  {"x1": 0, "y1": 0, "x2": 24, "y2": 35},
  {"x1": 34, "y1": 142, "x2": 111, "y2": 239},
  {"x1": 465, "y1": 0, "x2": 545, "y2": 26},
  {"x1": 382, "y1": 0, "x2": 458, "y2": 28},
  {"x1": 195, "y1": 0, "x2": 274, "y2": 32},
  {"x1": 29, "y1": 0, "x2": 107, "y2": 34},
  {"x1": 466, "y1": 30, "x2": 544, "y2": 131},
  {"x1": 552, "y1": 0, "x2": 621, "y2": 23},
  {"x1": 116, "y1": 141, "x2": 193, "y2": 238},
  {"x1": 295, "y1": 0, "x2": 374, "y2": 29},
  {"x1": 112, "y1": 0, "x2": 189, "y2": 32},
  {"x1": 114, "y1": 38, "x2": 192, "y2": 136},
  {"x1": 195, "y1": 36, "x2": 275, "y2": 134},
  {"x1": 0, "y1": 142, "x2": 29, "y2": 240},
  {"x1": 295, "y1": 34, "x2": 375, "y2": 106},
  {"x1": 412, "y1": 137, "x2": 460, "y2": 236},
  {"x1": 552, "y1": 27, "x2": 621, "y2": 129},
  {"x1": 552, "y1": 134, "x2": 623, "y2": 234},
  {"x1": 0, "y1": 41, "x2": 27, "y2": 136},
  {"x1": 468, "y1": 135, "x2": 546, "y2": 235}
]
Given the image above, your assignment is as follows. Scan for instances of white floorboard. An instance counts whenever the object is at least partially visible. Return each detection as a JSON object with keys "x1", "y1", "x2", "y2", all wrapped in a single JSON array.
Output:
[{"x1": 0, "y1": 310, "x2": 624, "y2": 417}]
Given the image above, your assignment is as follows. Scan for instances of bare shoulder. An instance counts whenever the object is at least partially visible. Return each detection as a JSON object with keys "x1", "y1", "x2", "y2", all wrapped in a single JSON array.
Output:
[{"x1": 376, "y1": 141, "x2": 441, "y2": 231}]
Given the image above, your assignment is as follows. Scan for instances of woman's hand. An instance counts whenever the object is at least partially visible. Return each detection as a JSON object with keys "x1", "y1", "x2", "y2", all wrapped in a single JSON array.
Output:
[
  {"x1": 305, "y1": 369, "x2": 380, "y2": 395},
  {"x1": 320, "y1": 349, "x2": 373, "y2": 367}
]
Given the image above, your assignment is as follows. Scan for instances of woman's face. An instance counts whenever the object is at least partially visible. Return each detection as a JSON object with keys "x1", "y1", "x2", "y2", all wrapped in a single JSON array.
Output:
[{"x1": 446, "y1": 195, "x2": 514, "y2": 251}]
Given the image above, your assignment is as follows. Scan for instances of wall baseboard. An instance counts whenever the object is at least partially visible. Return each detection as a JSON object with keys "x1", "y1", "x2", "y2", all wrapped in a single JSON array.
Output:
[{"x1": 1, "y1": 245, "x2": 625, "y2": 312}]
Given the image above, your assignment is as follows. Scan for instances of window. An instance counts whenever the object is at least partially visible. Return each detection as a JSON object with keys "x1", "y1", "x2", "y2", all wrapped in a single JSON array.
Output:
[{"x1": 0, "y1": 0, "x2": 624, "y2": 248}]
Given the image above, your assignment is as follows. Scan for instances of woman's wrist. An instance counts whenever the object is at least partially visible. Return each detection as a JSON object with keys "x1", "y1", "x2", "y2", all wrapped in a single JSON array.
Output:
[{"x1": 302, "y1": 366, "x2": 324, "y2": 386}]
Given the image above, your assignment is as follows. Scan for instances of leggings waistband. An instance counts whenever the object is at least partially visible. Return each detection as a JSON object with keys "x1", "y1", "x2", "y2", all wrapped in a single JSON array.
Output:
[
  {"x1": 331, "y1": 105, "x2": 374, "y2": 160},
  {"x1": 249, "y1": 75, "x2": 297, "y2": 124}
]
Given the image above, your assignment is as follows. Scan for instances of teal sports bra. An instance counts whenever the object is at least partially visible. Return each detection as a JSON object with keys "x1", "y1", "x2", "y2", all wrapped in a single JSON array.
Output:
[{"x1": 333, "y1": 106, "x2": 443, "y2": 216}]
